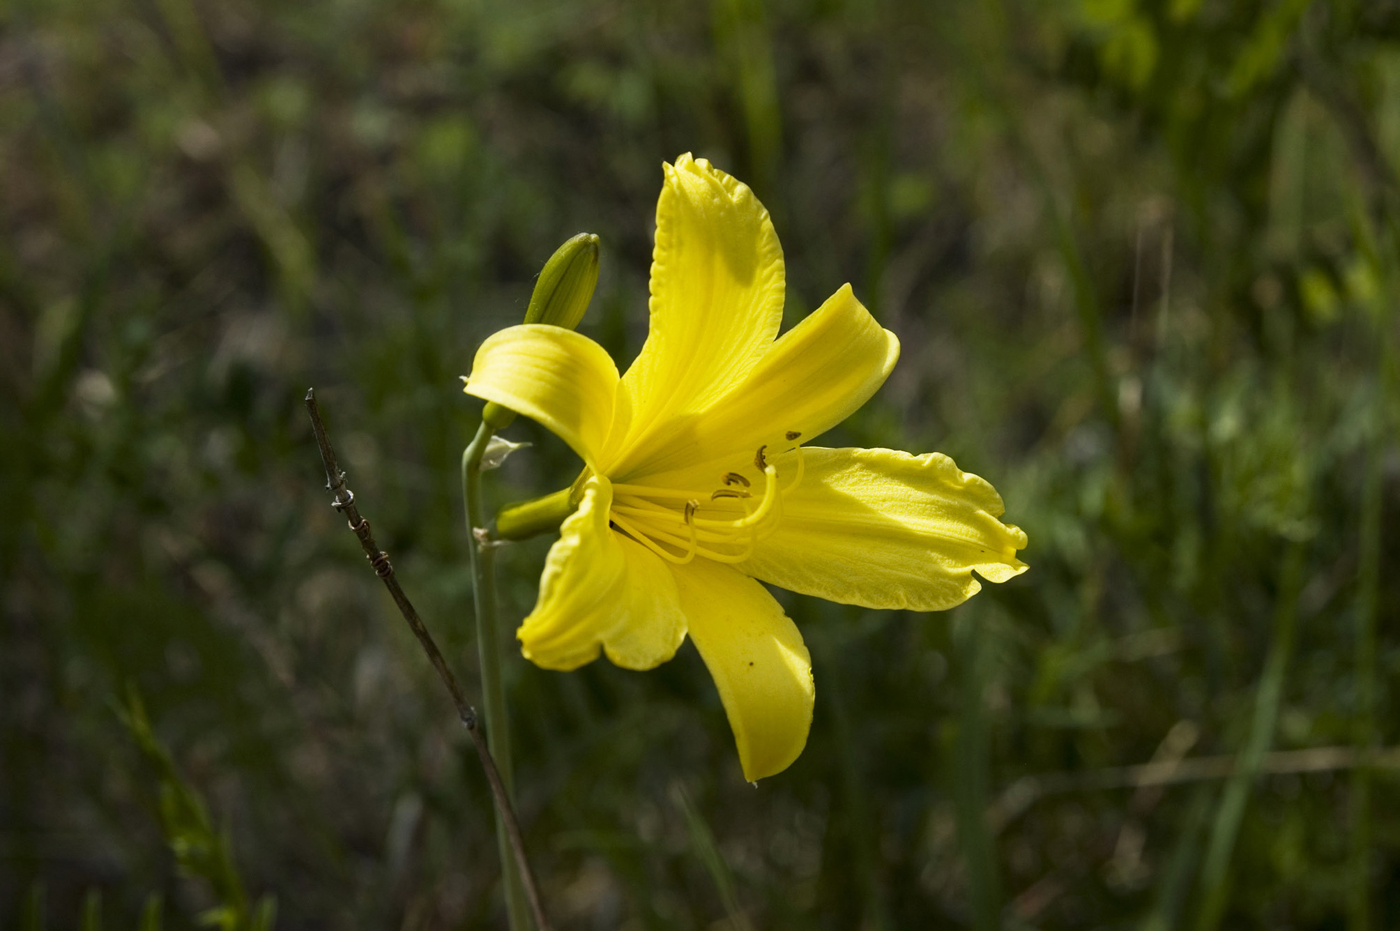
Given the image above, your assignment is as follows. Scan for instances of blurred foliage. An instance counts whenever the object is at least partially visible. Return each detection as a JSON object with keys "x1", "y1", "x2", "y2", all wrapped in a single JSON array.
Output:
[
  {"x1": 2, "y1": 0, "x2": 1399, "y2": 928},
  {"x1": 119, "y1": 688, "x2": 277, "y2": 931}
]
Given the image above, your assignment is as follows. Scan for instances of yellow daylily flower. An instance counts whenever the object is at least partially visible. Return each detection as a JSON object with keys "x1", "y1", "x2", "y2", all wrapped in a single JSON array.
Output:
[{"x1": 464, "y1": 154, "x2": 1027, "y2": 781}]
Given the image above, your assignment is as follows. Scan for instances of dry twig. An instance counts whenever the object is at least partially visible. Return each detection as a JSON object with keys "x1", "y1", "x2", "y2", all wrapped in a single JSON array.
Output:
[
  {"x1": 992, "y1": 744, "x2": 1400, "y2": 832},
  {"x1": 304, "y1": 389, "x2": 551, "y2": 931}
]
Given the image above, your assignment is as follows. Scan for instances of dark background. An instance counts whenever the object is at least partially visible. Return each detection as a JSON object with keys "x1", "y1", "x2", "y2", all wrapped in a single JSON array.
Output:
[{"x1": 4, "y1": 0, "x2": 1400, "y2": 927}]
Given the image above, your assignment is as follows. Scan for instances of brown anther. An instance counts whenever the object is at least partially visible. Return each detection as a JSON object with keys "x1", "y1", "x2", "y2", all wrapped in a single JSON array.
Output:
[
  {"x1": 754, "y1": 445, "x2": 768, "y2": 471},
  {"x1": 723, "y1": 472, "x2": 751, "y2": 487},
  {"x1": 785, "y1": 430, "x2": 802, "y2": 441},
  {"x1": 684, "y1": 500, "x2": 699, "y2": 523},
  {"x1": 711, "y1": 488, "x2": 751, "y2": 500}
]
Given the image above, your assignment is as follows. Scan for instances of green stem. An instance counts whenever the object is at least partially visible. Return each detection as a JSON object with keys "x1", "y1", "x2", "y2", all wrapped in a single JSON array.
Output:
[
  {"x1": 953, "y1": 606, "x2": 1000, "y2": 931},
  {"x1": 812, "y1": 613, "x2": 890, "y2": 931},
  {"x1": 1350, "y1": 461, "x2": 1379, "y2": 928},
  {"x1": 1349, "y1": 283, "x2": 1390, "y2": 931},
  {"x1": 1195, "y1": 541, "x2": 1305, "y2": 931},
  {"x1": 463, "y1": 421, "x2": 530, "y2": 931}
]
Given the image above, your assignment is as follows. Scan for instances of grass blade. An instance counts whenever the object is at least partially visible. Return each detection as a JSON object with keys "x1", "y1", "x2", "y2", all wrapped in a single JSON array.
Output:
[
  {"x1": 1195, "y1": 542, "x2": 1306, "y2": 929},
  {"x1": 954, "y1": 608, "x2": 1000, "y2": 931},
  {"x1": 672, "y1": 783, "x2": 751, "y2": 931}
]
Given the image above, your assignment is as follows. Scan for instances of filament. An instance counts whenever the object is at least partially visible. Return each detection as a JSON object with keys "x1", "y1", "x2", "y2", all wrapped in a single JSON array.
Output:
[{"x1": 607, "y1": 440, "x2": 804, "y2": 566}]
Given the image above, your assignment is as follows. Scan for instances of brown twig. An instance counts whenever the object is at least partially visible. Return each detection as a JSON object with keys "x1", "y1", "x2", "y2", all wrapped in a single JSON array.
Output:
[
  {"x1": 304, "y1": 389, "x2": 551, "y2": 931},
  {"x1": 991, "y1": 744, "x2": 1400, "y2": 833}
]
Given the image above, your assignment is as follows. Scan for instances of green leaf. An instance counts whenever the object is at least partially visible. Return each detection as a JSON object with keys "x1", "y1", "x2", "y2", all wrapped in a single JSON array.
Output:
[{"x1": 1225, "y1": 0, "x2": 1315, "y2": 98}]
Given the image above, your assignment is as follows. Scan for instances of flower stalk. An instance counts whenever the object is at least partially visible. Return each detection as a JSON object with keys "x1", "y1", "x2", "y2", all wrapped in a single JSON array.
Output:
[
  {"x1": 462, "y1": 421, "x2": 530, "y2": 931},
  {"x1": 458, "y1": 231, "x2": 600, "y2": 924}
]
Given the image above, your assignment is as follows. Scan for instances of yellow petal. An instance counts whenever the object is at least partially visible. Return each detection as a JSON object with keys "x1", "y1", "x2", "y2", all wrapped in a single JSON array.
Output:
[
  {"x1": 743, "y1": 448, "x2": 1028, "y2": 612},
  {"x1": 616, "y1": 283, "x2": 898, "y2": 486},
  {"x1": 518, "y1": 476, "x2": 686, "y2": 671},
  {"x1": 671, "y1": 558, "x2": 814, "y2": 781},
  {"x1": 605, "y1": 154, "x2": 786, "y2": 472},
  {"x1": 463, "y1": 324, "x2": 618, "y2": 469}
]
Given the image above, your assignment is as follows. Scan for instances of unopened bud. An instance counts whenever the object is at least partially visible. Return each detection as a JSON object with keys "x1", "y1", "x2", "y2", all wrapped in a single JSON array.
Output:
[
  {"x1": 524, "y1": 232, "x2": 600, "y2": 329},
  {"x1": 481, "y1": 233, "x2": 601, "y2": 431}
]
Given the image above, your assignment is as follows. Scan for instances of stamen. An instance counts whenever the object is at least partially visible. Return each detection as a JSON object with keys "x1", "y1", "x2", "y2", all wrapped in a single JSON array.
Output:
[
  {"x1": 659, "y1": 525, "x2": 756, "y2": 563},
  {"x1": 613, "y1": 509, "x2": 755, "y2": 563},
  {"x1": 729, "y1": 464, "x2": 781, "y2": 529},
  {"x1": 614, "y1": 498, "x2": 747, "y2": 527},
  {"x1": 787, "y1": 444, "x2": 806, "y2": 492},
  {"x1": 785, "y1": 430, "x2": 801, "y2": 441},
  {"x1": 610, "y1": 511, "x2": 697, "y2": 565},
  {"x1": 682, "y1": 501, "x2": 700, "y2": 560},
  {"x1": 612, "y1": 506, "x2": 748, "y2": 543},
  {"x1": 697, "y1": 534, "x2": 755, "y2": 563},
  {"x1": 606, "y1": 445, "x2": 802, "y2": 567},
  {"x1": 611, "y1": 483, "x2": 723, "y2": 500},
  {"x1": 612, "y1": 496, "x2": 685, "y2": 516}
]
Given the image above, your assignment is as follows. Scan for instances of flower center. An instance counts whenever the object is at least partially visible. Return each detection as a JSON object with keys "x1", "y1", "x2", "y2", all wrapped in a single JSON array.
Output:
[{"x1": 608, "y1": 437, "x2": 806, "y2": 565}]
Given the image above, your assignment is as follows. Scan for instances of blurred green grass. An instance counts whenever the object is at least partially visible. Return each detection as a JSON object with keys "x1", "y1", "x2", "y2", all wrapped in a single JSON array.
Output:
[{"x1": 3, "y1": 0, "x2": 1399, "y2": 927}]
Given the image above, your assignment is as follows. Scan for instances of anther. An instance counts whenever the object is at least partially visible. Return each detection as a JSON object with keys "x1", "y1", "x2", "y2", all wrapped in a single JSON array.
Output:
[
  {"x1": 723, "y1": 472, "x2": 750, "y2": 487},
  {"x1": 786, "y1": 430, "x2": 802, "y2": 441},
  {"x1": 711, "y1": 488, "x2": 751, "y2": 500},
  {"x1": 754, "y1": 445, "x2": 768, "y2": 471},
  {"x1": 684, "y1": 500, "x2": 699, "y2": 523}
]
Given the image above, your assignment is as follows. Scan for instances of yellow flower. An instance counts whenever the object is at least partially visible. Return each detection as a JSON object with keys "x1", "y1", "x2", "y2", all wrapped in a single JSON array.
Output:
[{"x1": 463, "y1": 154, "x2": 1027, "y2": 780}]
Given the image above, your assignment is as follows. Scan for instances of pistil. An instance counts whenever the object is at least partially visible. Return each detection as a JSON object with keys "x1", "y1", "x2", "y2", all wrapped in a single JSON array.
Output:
[{"x1": 607, "y1": 440, "x2": 807, "y2": 565}]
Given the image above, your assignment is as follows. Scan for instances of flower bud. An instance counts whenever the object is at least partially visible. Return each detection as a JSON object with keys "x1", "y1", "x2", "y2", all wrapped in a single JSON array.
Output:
[
  {"x1": 482, "y1": 233, "x2": 601, "y2": 430},
  {"x1": 523, "y1": 232, "x2": 600, "y2": 329}
]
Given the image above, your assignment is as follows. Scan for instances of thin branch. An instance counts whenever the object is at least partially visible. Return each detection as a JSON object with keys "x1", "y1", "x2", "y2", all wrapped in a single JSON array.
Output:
[
  {"x1": 992, "y1": 744, "x2": 1400, "y2": 832},
  {"x1": 304, "y1": 389, "x2": 551, "y2": 931}
]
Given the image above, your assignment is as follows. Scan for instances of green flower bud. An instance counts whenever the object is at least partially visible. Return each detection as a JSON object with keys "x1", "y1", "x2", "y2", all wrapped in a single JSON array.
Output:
[
  {"x1": 495, "y1": 487, "x2": 574, "y2": 540},
  {"x1": 494, "y1": 470, "x2": 590, "y2": 540},
  {"x1": 482, "y1": 233, "x2": 601, "y2": 431},
  {"x1": 523, "y1": 232, "x2": 600, "y2": 329}
]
